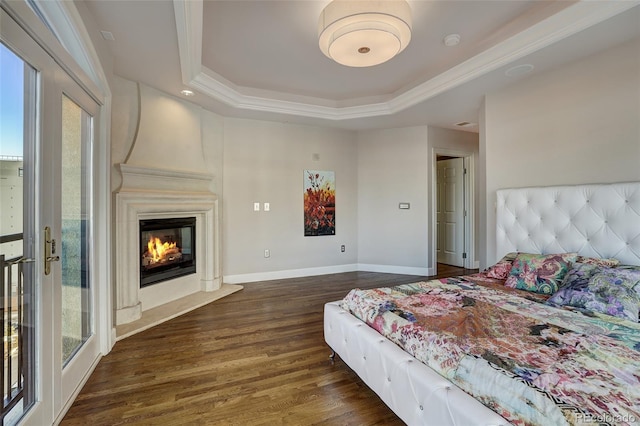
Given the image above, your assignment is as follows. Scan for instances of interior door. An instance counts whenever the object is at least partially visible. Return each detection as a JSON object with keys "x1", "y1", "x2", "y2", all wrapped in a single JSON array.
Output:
[
  {"x1": 436, "y1": 157, "x2": 465, "y2": 267},
  {"x1": 1, "y1": 7, "x2": 101, "y2": 425}
]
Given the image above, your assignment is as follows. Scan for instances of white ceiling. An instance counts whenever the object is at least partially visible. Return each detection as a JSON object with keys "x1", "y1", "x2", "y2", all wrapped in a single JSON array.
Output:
[{"x1": 83, "y1": 0, "x2": 640, "y2": 131}]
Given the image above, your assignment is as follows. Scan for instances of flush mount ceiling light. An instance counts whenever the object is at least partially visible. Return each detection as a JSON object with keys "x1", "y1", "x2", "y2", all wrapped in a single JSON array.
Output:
[{"x1": 318, "y1": 0, "x2": 412, "y2": 67}]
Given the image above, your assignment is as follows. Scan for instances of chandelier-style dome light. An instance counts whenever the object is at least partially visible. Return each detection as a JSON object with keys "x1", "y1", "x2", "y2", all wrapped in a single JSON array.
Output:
[{"x1": 318, "y1": 0, "x2": 412, "y2": 67}]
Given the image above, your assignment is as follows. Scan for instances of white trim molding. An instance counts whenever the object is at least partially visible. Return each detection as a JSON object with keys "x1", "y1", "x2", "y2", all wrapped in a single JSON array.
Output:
[
  {"x1": 223, "y1": 263, "x2": 435, "y2": 284},
  {"x1": 223, "y1": 264, "x2": 358, "y2": 284},
  {"x1": 172, "y1": 0, "x2": 639, "y2": 121}
]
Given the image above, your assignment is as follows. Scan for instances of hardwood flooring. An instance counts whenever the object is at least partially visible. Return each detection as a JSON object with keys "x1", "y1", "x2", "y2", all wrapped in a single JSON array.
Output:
[{"x1": 62, "y1": 265, "x2": 474, "y2": 425}]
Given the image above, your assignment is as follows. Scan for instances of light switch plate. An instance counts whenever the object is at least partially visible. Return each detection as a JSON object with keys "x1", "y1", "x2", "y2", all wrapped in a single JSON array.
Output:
[
  {"x1": 254, "y1": 202, "x2": 260, "y2": 211},
  {"x1": 264, "y1": 202, "x2": 270, "y2": 211}
]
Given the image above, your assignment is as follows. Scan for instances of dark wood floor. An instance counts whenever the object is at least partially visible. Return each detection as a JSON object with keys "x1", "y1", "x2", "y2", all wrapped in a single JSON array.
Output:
[{"x1": 62, "y1": 264, "x2": 474, "y2": 425}]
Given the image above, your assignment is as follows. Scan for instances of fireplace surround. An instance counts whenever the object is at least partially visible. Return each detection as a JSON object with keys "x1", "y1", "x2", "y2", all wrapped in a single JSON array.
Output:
[{"x1": 115, "y1": 164, "x2": 222, "y2": 327}]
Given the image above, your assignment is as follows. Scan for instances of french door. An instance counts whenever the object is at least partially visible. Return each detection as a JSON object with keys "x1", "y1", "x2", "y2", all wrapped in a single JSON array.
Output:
[{"x1": 1, "y1": 6, "x2": 101, "y2": 425}]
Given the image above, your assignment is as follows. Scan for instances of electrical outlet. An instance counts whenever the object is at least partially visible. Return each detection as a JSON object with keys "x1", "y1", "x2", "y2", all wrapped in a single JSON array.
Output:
[
  {"x1": 264, "y1": 249, "x2": 270, "y2": 258},
  {"x1": 341, "y1": 245, "x2": 345, "y2": 252}
]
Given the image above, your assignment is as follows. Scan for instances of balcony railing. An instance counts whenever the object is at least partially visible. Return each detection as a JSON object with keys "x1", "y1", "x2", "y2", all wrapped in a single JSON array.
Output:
[{"x1": 1, "y1": 232, "x2": 25, "y2": 418}]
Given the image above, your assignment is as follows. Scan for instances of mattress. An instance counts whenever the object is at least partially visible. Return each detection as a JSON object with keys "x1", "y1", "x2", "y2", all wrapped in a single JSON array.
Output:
[{"x1": 338, "y1": 275, "x2": 640, "y2": 426}]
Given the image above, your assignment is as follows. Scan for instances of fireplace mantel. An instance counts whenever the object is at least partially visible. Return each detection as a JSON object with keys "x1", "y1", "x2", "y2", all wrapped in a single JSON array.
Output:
[
  {"x1": 118, "y1": 163, "x2": 214, "y2": 193},
  {"x1": 114, "y1": 163, "x2": 222, "y2": 326}
]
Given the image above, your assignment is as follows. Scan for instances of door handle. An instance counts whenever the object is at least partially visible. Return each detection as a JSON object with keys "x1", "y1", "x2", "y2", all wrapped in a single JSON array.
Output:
[{"x1": 44, "y1": 226, "x2": 60, "y2": 275}]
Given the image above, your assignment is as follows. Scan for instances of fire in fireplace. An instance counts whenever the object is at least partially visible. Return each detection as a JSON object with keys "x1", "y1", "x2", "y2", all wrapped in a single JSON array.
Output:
[{"x1": 140, "y1": 217, "x2": 196, "y2": 287}]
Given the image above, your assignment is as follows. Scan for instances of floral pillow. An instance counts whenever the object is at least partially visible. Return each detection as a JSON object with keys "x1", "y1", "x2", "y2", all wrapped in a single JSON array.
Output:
[
  {"x1": 485, "y1": 252, "x2": 518, "y2": 279},
  {"x1": 558, "y1": 262, "x2": 601, "y2": 289},
  {"x1": 575, "y1": 255, "x2": 620, "y2": 268},
  {"x1": 504, "y1": 252, "x2": 578, "y2": 294},
  {"x1": 547, "y1": 267, "x2": 640, "y2": 322},
  {"x1": 615, "y1": 264, "x2": 640, "y2": 272}
]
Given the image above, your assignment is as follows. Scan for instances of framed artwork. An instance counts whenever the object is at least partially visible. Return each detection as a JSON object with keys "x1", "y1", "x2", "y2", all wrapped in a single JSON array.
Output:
[{"x1": 303, "y1": 170, "x2": 335, "y2": 236}]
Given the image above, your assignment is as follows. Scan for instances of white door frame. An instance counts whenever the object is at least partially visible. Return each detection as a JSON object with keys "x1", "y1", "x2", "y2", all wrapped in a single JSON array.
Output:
[
  {"x1": 430, "y1": 148, "x2": 476, "y2": 273},
  {"x1": 1, "y1": 1, "x2": 112, "y2": 424}
]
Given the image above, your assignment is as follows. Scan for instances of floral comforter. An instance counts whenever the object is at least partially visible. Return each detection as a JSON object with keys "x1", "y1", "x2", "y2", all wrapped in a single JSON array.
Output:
[{"x1": 341, "y1": 275, "x2": 640, "y2": 426}]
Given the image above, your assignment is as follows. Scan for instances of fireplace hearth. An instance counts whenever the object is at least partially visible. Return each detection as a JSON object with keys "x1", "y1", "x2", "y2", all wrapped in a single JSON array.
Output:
[{"x1": 140, "y1": 217, "x2": 196, "y2": 287}]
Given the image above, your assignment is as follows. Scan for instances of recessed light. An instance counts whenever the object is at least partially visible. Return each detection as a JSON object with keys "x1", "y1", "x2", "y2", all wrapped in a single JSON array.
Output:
[
  {"x1": 181, "y1": 89, "x2": 194, "y2": 97},
  {"x1": 505, "y1": 64, "x2": 534, "y2": 77},
  {"x1": 443, "y1": 34, "x2": 460, "y2": 47}
]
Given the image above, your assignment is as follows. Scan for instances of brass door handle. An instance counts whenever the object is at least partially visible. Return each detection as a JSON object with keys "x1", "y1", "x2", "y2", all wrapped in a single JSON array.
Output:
[{"x1": 44, "y1": 226, "x2": 59, "y2": 275}]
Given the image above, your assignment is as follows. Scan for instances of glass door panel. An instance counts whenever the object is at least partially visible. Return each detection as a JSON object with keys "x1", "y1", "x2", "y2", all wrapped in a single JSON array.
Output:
[
  {"x1": 60, "y1": 96, "x2": 92, "y2": 365},
  {"x1": 0, "y1": 41, "x2": 37, "y2": 425}
]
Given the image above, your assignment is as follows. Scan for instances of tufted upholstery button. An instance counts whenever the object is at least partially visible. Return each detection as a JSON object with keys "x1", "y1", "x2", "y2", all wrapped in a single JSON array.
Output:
[
  {"x1": 419, "y1": 405, "x2": 424, "y2": 411},
  {"x1": 387, "y1": 377, "x2": 391, "y2": 382},
  {"x1": 363, "y1": 356, "x2": 366, "y2": 360}
]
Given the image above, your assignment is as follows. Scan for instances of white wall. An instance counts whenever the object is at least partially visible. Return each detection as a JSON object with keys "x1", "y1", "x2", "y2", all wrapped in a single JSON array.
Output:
[
  {"x1": 357, "y1": 127, "x2": 430, "y2": 274},
  {"x1": 481, "y1": 37, "x2": 640, "y2": 267},
  {"x1": 222, "y1": 118, "x2": 358, "y2": 281}
]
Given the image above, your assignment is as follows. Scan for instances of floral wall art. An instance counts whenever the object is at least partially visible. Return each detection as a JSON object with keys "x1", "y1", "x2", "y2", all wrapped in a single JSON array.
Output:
[{"x1": 303, "y1": 170, "x2": 335, "y2": 236}]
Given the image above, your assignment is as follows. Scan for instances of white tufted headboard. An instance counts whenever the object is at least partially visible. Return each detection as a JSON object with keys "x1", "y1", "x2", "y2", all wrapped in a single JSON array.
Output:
[{"x1": 496, "y1": 182, "x2": 640, "y2": 266}]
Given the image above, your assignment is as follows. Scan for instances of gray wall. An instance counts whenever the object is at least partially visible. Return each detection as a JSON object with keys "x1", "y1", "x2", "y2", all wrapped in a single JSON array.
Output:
[
  {"x1": 222, "y1": 118, "x2": 358, "y2": 280},
  {"x1": 480, "y1": 37, "x2": 640, "y2": 267},
  {"x1": 357, "y1": 127, "x2": 430, "y2": 273}
]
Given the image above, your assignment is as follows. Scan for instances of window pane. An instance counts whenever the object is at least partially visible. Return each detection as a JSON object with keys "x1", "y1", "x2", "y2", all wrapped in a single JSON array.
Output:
[{"x1": 61, "y1": 95, "x2": 92, "y2": 365}]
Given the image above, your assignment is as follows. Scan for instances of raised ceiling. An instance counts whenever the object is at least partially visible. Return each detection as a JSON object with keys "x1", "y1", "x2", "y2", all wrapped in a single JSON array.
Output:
[{"x1": 83, "y1": 0, "x2": 640, "y2": 131}]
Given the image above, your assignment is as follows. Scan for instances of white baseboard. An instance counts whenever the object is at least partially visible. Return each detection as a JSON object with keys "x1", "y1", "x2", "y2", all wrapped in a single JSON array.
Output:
[
  {"x1": 224, "y1": 263, "x2": 440, "y2": 284},
  {"x1": 223, "y1": 264, "x2": 359, "y2": 284},
  {"x1": 357, "y1": 263, "x2": 432, "y2": 276}
]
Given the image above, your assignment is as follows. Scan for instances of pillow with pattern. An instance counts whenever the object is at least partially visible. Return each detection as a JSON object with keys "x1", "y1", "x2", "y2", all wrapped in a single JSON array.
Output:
[
  {"x1": 505, "y1": 252, "x2": 578, "y2": 294},
  {"x1": 547, "y1": 267, "x2": 640, "y2": 322},
  {"x1": 575, "y1": 256, "x2": 620, "y2": 268},
  {"x1": 615, "y1": 264, "x2": 640, "y2": 272},
  {"x1": 485, "y1": 252, "x2": 518, "y2": 279},
  {"x1": 558, "y1": 262, "x2": 601, "y2": 289}
]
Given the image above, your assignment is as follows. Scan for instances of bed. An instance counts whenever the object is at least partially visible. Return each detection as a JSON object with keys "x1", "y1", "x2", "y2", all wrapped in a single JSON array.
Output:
[{"x1": 324, "y1": 181, "x2": 640, "y2": 425}]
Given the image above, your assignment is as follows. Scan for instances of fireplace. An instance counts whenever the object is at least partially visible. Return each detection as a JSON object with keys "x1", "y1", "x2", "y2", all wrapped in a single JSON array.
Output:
[{"x1": 140, "y1": 217, "x2": 196, "y2": 287}]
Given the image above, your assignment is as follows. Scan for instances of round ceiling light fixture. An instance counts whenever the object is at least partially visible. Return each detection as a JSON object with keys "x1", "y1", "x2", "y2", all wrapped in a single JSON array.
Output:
[{"x1": 318, "y1": 0, "x2": 412, "y2": 67}]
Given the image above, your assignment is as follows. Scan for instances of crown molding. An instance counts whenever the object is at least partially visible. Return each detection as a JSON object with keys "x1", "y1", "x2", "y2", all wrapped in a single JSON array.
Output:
[{"x1": 173, "y1": 0, "x2": 640, "y2": 121}]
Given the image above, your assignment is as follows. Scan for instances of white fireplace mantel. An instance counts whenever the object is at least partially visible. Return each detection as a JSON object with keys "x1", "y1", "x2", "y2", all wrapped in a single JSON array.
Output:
[{"x1": 114, "y1": 164, "x2": 222, "y2": 326}]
